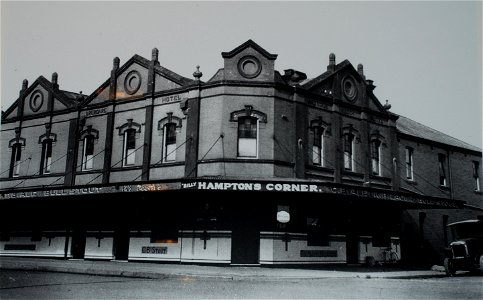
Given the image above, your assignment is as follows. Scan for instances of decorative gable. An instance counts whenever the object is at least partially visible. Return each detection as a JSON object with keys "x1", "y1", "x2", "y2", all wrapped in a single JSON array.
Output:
[
  {"x1": 82, "y1": 49, "x2": 193, "y2": 106},
  {"x1": 302, "y1": 55, "x2": 387, "y2": 114},
  {"x1": 221, "y1": 40, "x2": 278, "y2": 82},
  {"x1": 2, "y1": 74, "x2": 79, "y2": 121}
]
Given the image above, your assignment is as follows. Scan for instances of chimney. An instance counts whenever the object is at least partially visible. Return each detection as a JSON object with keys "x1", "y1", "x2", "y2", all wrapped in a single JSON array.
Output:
[{"x1": 327, "y1": 53, "x2": 336, "y2": 72}]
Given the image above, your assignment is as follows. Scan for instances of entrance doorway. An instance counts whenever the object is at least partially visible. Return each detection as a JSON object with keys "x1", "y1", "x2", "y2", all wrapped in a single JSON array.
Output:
[
  {"x1": 71, "y1": 230, "x2": 86, "y2": 259},
  {"x1": 231, "y1": 207, "x2": 260, "y2": 265},
  {"x1": 113, "y1": 229, "x2": 130, "y2": 260}
]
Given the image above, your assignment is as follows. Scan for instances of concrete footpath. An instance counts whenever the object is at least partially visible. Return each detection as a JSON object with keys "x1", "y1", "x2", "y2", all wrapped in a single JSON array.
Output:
[{"x1": 0, "y1": 257, "x2": 446, "y2": 281}]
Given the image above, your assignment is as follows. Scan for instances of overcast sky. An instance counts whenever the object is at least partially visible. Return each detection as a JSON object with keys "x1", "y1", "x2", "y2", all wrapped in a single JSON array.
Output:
[{"x1": 1, "y1": 1, "x2": 482, "y2": 148}]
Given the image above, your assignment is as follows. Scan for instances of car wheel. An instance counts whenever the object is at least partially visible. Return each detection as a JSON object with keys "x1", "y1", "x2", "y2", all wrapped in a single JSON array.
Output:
[{"x1": 444, "y1": 258, "x2": 456, "y2": 276}]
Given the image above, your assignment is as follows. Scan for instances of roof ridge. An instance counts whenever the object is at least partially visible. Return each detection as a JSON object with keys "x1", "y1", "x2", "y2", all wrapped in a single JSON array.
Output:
[{"x1": 397, "y1": 115, "x2": 481, "y2": 151}]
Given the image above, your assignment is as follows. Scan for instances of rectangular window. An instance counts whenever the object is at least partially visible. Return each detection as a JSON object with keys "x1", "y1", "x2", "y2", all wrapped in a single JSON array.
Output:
[
  {"x1": 312, "y1": 127, "x2": 324, "y2": 166},
  {"x1": 343, "y1": 134, "x2": 354, "y2": 171},
  {"x1": 82, "y1": 136, "x2": 94, "y2": 170},
  {"x1": 10, "y1": 143, "x2": 22, "y2": 177},
  {"x1": 238, "y1": 117, "x2": 258, "y2": 158},
  {"x1": 371, "y1": 140, "x2": 381, "y2": 175},
  {"x1": 473, "y1": 161, "x2": 480, "y2": 191},
  {"x1": 40, "y1": 140, "x2": 52, "y2": 174},
  {"x1": 438, "y1": 154, "x2": 447, "y2": 186},
  {"x1": 405, "y1": 147, "x2": 414, "y2": 180},
  {"x1": 164, "y1": 124, "x2": 177, "y2": 162},
  {"x1": 123, "y1": 130, "x2": 136, "y2": 166}
]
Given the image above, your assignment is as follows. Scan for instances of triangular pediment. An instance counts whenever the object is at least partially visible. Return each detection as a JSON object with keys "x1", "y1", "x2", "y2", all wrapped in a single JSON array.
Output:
[{"x1": 222, "y1": 39, "x2": 278, "y2": 60}]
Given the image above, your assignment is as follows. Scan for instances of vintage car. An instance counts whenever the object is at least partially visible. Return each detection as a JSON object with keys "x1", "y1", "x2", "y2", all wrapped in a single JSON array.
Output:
[{"x1": 444, "y1": 219, "x2": 483, "y2": 276}]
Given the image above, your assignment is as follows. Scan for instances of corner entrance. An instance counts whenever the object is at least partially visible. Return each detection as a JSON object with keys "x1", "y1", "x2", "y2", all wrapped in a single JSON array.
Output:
[
  {"x1": 231, "y1": 206, "x2": 260, "y2": 265},
  {"x1": 113, "y1": 229, "x2": 130, "y2": 260}
]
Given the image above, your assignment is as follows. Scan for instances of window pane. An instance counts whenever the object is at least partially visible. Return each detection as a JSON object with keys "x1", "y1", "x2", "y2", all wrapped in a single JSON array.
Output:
[
  {"x1": 313, "y1": 145, "x2": 321, "y2": 165},
  {"x1": 126, "y1": 130, "x2": 136, "y2": 149},
  {"x1": 165, "y1": 124, "x2": 177, "y2": 145},
  {"x1": 165, "y1": 143, "x2": 176, "y2": 161},
  {"x1": 126, "y1": 148, "x2": 135, "y2": 165},
  {"x1": 344, "y1": 152, "x2": 352, "y2": 170},
  {"x1": 238, "y1": 138, "x2": 257, "y2": 157},
  {"x1": 11, "y1": 144, "x2": 21, "y2": 177},
  {"x1": 85, "y1": 136, "x2": 94, "y2": 156},
  {"x1": 42, "y1": 140, "x2": 52, "y2": 174},
  {"x1": 238, "y1": 117, "x2": 257, "y2": 139}
]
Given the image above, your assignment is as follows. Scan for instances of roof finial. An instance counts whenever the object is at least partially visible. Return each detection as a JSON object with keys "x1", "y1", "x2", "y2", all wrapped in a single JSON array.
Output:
[
  {"x1": 113, "y1": 57, "x2": 120, "y2": 71},
  {"x1": 328, "y1": 53, "x2": 336, "y2": 72},
  {"x1": 51, "y1": 72, "x2": 58, "y2": 90},
  {"x1": 51, "y1": 72, "x2": 58, "y2": 84},
  {"x1": 20, "y1": 79, "x2": 28, "y2": 97},
  {"x1": 152, "y1": 48, "x2": 159, "y2": 62},
  {"x1": 193, "y1": 65, "x2": 203, "y2": 81},
  {"x1": 357, "y1": 64, "x2": 365, "y2": 79},
  {"x1": 22, "y1": 79, "x2": 28, "y2": 91},
  {"x1": 384, "y1": 99, "x2": 392, "y2": 110}
]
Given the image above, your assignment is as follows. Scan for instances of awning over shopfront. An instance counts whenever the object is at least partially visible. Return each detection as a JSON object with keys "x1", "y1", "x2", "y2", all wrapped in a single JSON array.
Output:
[{"x1": 0, "y1": 178, "x2": 465, "y2": 209}]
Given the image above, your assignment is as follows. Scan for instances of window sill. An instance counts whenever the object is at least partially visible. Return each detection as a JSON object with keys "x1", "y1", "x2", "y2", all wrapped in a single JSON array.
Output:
[
  {"x1": 474, "y1": 190, "x2": 483, "y2": 195},
  {"x1": 404, "y1": 179, "x2": 418, "y2": 186},
  {"x1": 439, "y1": 185, "x2": 451, "y2": 190}
]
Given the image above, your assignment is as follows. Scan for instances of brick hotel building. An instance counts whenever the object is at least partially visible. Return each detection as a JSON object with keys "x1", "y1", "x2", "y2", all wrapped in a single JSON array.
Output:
[{"x1": 1, "y1": 40, "x2": 481, "y2": 266}]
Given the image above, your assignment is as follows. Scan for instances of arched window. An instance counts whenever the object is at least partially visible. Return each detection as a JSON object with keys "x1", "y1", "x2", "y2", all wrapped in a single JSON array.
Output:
[
  {"x1": 163, "y1": 123, "x2": 177, "y2": 162},
  {"x1": 79, "y1": 125, "x2": 99, "y2": 171},
  {"x1": 123, "y1": 129, "x2": 136, "y2": 167},
  {"x1": 158, "y1": 113, "x2": 182, "y2": 163},
  {"x1": 117, "y1": 119, "x2": 142, "y2": 168},
  {"x1": 10, "y1": 143, "x2": 22, "y2": 178},
  {"x1": 82, "y1": 135, "x2": 95, "y2": 170},
  {"x1": 40, "y1": 139, "x2": 53, "y2": 174},
  {"x1": 230, "y1": 105, "x2": 267, "y2": 159},
  {"x1": 237, "y1": 116, "x2": 258, "y2": 158},
  {"x1": 343, "y1": 133, "x2": 354, "y2": 171}
]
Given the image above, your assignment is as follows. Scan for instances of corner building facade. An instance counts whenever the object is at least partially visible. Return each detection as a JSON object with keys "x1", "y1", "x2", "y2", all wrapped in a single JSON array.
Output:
[{"x1": 1, "y1": 40, "x2": 482, "y2": 266}]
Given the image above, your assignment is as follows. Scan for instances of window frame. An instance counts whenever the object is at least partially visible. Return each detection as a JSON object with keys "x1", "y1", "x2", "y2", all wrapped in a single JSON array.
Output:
[
  {"x1": 163, "y1": 123, "x2": 177, "y2": 162},
  {"x1": 405, "y1": 147, "x2": 414, "y2": 180},
  {"x1": 40, "y1": 139, "x2": 53, "y2": 175},
  {"x1": 473, "y1": 161, "x2": 480, "y2": 192},
  {"x1": 81, "y1": 135, "x2": 95, "y2": 171},
  {"x1": 312, "y1": 127, "x2": 325, "y2": 166},
  {"x1": 123, "y1": 129, "x2": 137, "y2": 167},
  {"x1": 371, "y1": 139, "x2": 382, "y2": 176},
  {"x1": 343, "y1": 133, "x2": 354, "y2": 171},
  {"x1": 10, "y1": 143, "x2": 22, "y2": 178},
  {"x1": 237, "y1": 116, "x2": 259, "y2": 158},
  {"x1": 438, "y1": 153, "x2": 447, "y2": 186}
]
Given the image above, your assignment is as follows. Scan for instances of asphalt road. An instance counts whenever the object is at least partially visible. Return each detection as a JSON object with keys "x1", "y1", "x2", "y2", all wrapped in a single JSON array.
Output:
[{"x1": 1, "y1": 270, "x2": 482, "y2": 299}]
